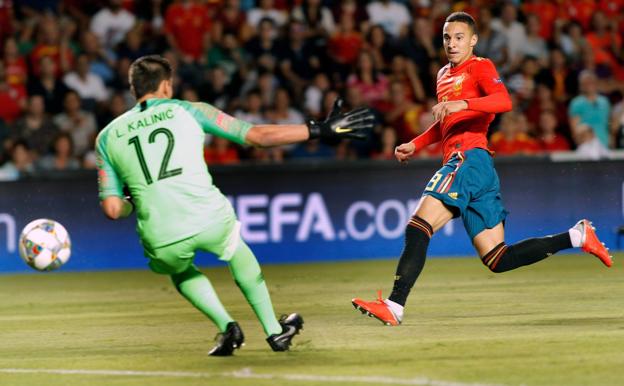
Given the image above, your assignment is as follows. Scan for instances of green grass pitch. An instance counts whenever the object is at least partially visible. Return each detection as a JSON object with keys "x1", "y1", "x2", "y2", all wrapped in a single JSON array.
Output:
[{"x1": 0, "y1": 253, "x2": 622, "y2": 386}]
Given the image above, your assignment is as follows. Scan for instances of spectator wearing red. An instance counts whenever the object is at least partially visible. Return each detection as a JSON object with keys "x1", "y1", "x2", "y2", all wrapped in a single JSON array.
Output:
[
  {"x1": 537, "y1": 110, "x2": 572, "y2": 152},
  {"x1": 525, "y1": 84, "x2": 569, "y2": 133},
  {"x1": 585, "y1": 10, "x2": 623, "y2": 78},
  {"x1": 458, "y1": 0, "x2": 493, "y2": 20},
  {"x1": 214, "y1": 0, "x2": 252, "y2": 42},
  {"x1": 3, "y1": 37, "x2": 27, "y2": 88},
  {"x1": 346, "y1": 50, "x2": 388, "y2": 108},
  {"x1": 597, "y1": 0, "x2": 624, "y2": 34},
  {"x1": 402, "y1": 96, "x2": 442, "y2": 159},
  {"x1": 382, "y1": 80, "x2": 423, "y2": 143},
  {"x1": 29, "y1": 15, "x2": 73, "y2": 77},
  {"x1": 328, "y1": 13, "x2": 363, "y2": 76},
  {"x1": 490, "y1": 112, "x2": 541, "y2": 156},
  {"x1": 204, "y1": 136, "x2": 240, "y2": 165},
  {"x1": 164, "y1": 0, "x2": 213, "y2": 62},
  {"x1": 387, "y1": 55, "x2": 425, "y2": 104},
  {"x1": 0, "y1": 60, "x2": 26, "y2": 124},
  {"x1": 522, "y1": 0, "x2": 558, "y2": 40},
  {"x1": 559, "y1": 0, "x2": 596, "y2": 31},
  {"x1": 332, "y1": 0, "x2": 369, "y2": 33}
]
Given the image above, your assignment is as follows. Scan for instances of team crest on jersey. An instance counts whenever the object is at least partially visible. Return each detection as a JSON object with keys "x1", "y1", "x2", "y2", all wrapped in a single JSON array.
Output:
[
  {"x1": 216, "y1": 112, "x2": 235, "y2": 131},
  {"x1": 453, "y1": 74, "x2": 465, "y2": 95}
]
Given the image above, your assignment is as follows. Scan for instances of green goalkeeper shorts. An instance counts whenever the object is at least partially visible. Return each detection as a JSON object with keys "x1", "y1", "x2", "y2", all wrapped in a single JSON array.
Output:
[{"x1": 144, "y1": 218, "x2": 242, "y2": 275}]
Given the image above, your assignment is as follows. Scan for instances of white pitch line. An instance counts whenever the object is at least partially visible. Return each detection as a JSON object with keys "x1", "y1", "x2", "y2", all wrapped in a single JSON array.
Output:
[{"x1": 0, "y1": 367, "x2": 503, "y2": 386}]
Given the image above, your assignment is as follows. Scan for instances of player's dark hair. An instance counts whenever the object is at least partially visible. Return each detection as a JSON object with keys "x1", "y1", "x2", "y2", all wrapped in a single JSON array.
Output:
[
  {"x1": 129, "y1": 55, "x2": 173, "y2": 99},
  {"x1": 445, "y1": 12, "x2": 477, "y2": 34}
]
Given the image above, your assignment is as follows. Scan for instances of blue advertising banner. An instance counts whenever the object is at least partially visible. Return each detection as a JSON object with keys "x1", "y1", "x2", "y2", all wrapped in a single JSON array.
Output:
[{"x1": 0, "y1": 158, "x2": 622, "y2": 273}]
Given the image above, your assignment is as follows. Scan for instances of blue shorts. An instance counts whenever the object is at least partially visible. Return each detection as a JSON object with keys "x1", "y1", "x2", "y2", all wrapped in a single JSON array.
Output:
[{"x1": 422, "y1": 148, "x2": 508, "y2": 240}]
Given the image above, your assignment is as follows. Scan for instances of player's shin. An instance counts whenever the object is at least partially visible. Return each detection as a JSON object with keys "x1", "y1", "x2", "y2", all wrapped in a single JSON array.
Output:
[
  {"x1": 228, "y1": 241, "x2": 282, "y2": 336},
  {"x1": 388, "y1": 216, "x2": 433, "y2": 308},
  {"x1": 482, "y1": 233, "x2": 572, "y2": 273},
  {"x1": 171, "y1": 265, "x2": 235, "y2": 331}
]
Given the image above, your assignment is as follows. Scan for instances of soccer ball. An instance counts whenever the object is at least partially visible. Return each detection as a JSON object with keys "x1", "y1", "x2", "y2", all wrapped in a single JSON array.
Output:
[{"x1": 19, "y1": 219, "x2": 71, "y2": 271}]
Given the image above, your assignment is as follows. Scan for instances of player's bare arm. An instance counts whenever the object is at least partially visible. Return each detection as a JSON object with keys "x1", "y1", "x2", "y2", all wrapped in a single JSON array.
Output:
[
  {"x1": 245, "y1": 124, "x2": 309, "y2": 147},
  {"x1": 431, "y1": 100, "x2": 468, "y2": 122},
  {"x1": 396, "y1": 121, "x2": 442, "y2": 163},
  {"x1": 394, "y1": 142, "x2": 416, "y2": 163},
  {"x1": 101, "y1": 196, "x2": 134, "y2": 220}
]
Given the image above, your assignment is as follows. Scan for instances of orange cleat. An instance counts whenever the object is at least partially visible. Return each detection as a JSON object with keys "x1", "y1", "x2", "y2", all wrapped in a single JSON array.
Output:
[
  {"x1": 352, "y1": 290, "x2": 401, "y2": 326},
  {"x1": 574, "y1": 219, "x2": 613, "y2": 267}
]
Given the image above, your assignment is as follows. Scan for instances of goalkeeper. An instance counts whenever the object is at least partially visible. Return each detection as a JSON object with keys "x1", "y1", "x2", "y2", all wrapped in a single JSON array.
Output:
[{"x1": 95, "y1": 55, "x2": 374, "y2": 355}]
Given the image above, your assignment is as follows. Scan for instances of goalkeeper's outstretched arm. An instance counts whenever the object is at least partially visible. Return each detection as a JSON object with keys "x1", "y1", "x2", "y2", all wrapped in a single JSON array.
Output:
[
  {"x1": 245, "y1": 98, "x2": 375, "y2": 147},
  {"x1": 245, "y1": 124, "x2": 310, "y2": 147}
]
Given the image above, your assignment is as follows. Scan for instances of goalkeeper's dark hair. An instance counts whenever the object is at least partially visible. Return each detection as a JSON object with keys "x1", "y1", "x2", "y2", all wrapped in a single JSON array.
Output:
[
  {"x1": 129, "y1": 55, "x2": 173, "y2": 99},
  {"x1": 445, "y1": 12, "x2": 476, "y2": 34}
]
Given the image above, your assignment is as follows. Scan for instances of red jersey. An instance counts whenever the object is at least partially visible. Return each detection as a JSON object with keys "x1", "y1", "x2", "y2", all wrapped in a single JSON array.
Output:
[
  {"x1": 489, "y1": 132, "x2": 541, "y2": 155},
  {"x1": 411, "y1": 56, "x2": 511, "y2": 162},
  {"x1": 164, "y1": 3, "x2": 213, "y2": 60},
  {"x1": 522, "y1": 1, "x2": 558, "y2": 39}
]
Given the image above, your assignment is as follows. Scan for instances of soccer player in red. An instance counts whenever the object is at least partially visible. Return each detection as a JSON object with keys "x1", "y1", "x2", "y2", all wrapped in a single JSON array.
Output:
[{"x1": 352, "y1": 12, "x2": 613, "y2": 326}]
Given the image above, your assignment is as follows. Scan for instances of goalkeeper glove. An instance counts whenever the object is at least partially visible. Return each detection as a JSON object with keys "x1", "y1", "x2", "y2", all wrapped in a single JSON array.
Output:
[{"x1": 307, "y1": 98, "x2": 374, "y2": 140}]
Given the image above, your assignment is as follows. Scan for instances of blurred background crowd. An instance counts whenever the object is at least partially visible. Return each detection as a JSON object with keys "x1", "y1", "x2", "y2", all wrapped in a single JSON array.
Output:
[{"x1": 1, "y1": 0, "x2": 624, "y2": 180}]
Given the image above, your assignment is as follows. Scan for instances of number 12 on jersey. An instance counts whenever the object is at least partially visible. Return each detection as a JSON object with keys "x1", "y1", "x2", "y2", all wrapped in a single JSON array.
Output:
[{"x1": 128, "y1": 127, "x2": 182, "y2": 185}]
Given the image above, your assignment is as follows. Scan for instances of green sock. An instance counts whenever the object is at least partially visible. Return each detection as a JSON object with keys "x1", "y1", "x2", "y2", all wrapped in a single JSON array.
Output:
[
  {"x1": 171, "y1": 265, "x2": 234, "y2": 332},
  {"x1": 228, "y1": 241, "x2": 282, "y2": 336}
]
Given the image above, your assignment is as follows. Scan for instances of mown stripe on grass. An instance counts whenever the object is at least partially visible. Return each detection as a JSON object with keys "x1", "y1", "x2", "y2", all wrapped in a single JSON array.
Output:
[{"x1": 0, "y1": 367, "x2": 502, "y2": 386}]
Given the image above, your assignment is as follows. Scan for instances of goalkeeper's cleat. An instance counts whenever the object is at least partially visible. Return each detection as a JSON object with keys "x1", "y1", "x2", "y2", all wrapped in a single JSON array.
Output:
[
  {"x1": 266, "y1": 313, "x2": 304, "y2": 352},
  {"x1": 209, "y1": 321, "x2": 245, "y2": 356},
  {"x1": 574, "y1": 219, "x2": 613, "y2": 267},
  {"x1": 352, "y1": 290, "x2": 401, "y2": 326}
]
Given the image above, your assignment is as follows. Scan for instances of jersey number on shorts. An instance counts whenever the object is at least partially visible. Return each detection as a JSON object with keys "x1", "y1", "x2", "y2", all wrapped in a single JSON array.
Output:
[
  {"x1": 128, "y1": 128, "x2": 183, "y2": 185},
  {"x1": 425, "y1": 172, "x2": 443, "y2": 192}
]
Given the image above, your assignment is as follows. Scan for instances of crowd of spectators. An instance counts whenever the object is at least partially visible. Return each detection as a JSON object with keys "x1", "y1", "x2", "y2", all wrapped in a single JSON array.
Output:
[{"x1": 1, "y1": 0, "x2": 624, "y2": 180}]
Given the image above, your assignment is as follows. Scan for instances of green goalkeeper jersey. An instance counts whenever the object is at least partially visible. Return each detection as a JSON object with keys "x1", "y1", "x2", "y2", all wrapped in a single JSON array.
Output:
[{"x1": 96, "y1": 98, "x2": 252, "y2": 249}]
